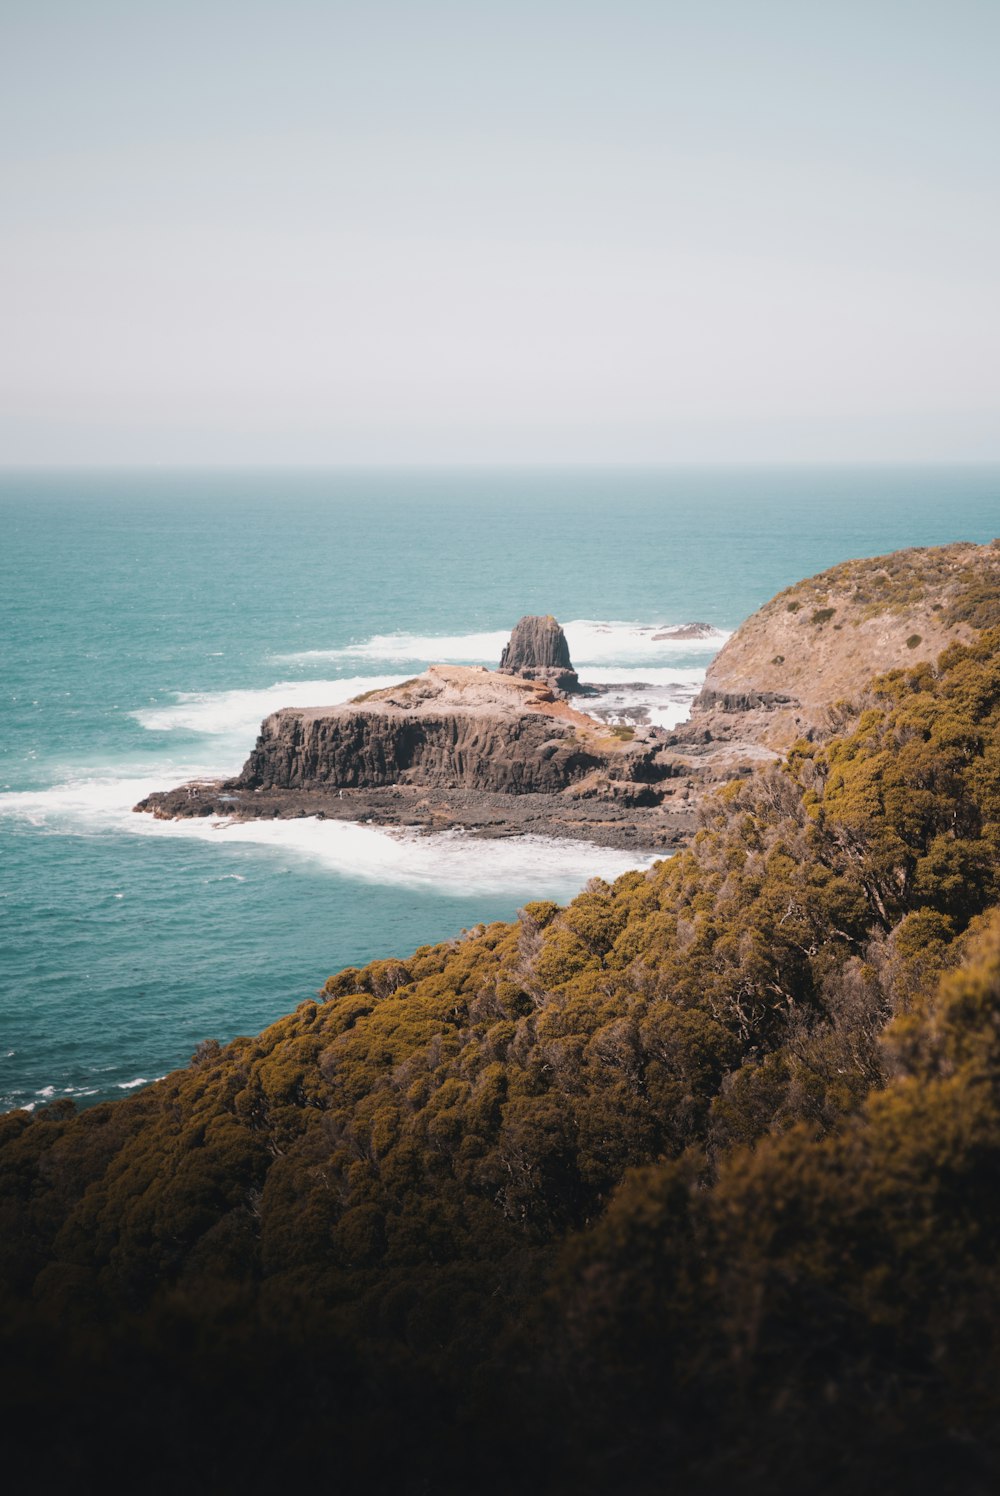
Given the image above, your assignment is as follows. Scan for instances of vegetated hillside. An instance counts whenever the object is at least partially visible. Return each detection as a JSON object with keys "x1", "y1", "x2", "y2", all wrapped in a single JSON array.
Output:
[
  {"x1": 698, "y1": 538, "x2": 1000, "y2": 743},
  {"x1": 4, "y1": 629, "x2": 1000, "y2": 1494}
]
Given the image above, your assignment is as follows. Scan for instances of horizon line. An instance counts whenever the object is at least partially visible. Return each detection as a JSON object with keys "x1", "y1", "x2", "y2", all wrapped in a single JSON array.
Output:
[{"x1": 2, "y1": 458, "x2": 1000, "y2": 476}]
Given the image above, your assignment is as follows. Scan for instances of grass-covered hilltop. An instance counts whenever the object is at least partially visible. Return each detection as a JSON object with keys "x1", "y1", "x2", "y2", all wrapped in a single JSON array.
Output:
[{"x1": 5, "y1": 541, "x2": 1000, "y2": 1495}]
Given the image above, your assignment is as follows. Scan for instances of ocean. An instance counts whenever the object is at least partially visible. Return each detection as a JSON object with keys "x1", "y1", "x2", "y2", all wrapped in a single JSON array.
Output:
[{"x1": 2, "y1": 467, "x2": 998, "y2": 1113}]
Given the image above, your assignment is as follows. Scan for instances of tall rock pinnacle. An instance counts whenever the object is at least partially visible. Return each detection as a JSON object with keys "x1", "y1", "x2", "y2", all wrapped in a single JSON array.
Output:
[{"x1": 498, "y1": 615, "x2": 579, "y2": 693}]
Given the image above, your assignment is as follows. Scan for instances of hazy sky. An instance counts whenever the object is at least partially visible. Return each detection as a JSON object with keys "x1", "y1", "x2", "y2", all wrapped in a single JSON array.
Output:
[{"x1": 1, "y1": 0, "x2": 998, "y2": 465}]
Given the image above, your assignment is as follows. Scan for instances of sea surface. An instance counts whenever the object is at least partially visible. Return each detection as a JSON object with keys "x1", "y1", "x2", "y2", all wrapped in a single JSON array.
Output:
[{"x1": 2, "y1": 467, "x2": 998, "y2": 1113}]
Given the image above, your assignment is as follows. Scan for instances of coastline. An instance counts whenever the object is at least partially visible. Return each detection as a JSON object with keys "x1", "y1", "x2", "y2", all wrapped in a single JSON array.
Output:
[{"x1": 134, "y1": 778, "x2": 698, "y2": 849}]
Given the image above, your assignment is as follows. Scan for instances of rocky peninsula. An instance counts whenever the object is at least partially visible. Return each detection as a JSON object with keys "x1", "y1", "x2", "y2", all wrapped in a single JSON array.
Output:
[{"x1": 135, "y1": 542, "x2": 1000, "y2": 848}]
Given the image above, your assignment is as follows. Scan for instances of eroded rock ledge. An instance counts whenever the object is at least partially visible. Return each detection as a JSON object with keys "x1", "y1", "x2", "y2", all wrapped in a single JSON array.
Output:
[
  {"x1": 136, "y1": 666, "x2": 710, "y2": 848},
  {"x1": 135, "y1": 545, "x2": 1000, "y2": 848}
]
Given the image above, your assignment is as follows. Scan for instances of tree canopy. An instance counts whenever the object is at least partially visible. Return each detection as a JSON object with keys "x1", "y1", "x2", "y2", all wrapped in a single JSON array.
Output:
[{"x1": 4, "y1": 631, "x2": 1000, "y2": 1493}]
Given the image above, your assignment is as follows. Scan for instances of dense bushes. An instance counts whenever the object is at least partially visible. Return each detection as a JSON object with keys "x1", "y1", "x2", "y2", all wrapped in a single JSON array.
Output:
[{"x1": 3, "y1": 631, "x2": 1000, "y2": 1492}]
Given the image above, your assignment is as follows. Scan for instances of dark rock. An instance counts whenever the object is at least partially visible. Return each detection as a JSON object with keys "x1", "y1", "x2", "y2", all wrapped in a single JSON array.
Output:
[
  {"x1": 651, "y1": 622, "x2": 719, "y2": 641},
  {"x1": 233, "y1": 705, "x2": 605, "y2": 796},
  {"x1": 499, "y1": 615, "x2": 579, "y2": 692},
  {"x1": 694, "y1": 688, "x2": 799, "y2": 713}
]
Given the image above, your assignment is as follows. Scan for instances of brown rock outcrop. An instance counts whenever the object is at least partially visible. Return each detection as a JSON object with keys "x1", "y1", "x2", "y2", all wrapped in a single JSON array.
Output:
[
  {"x1": 498, "y1": 615, "x2": 579, "y2": 692},
  {"x1": 691, "y1": 539, "x2": 1000, "y2": 749},
  {"x1": 135, "y1": 544, "x2": 1000, "y2": 848},
  {"x1": 235, "y1": 670, "x2": 604, "y2": 796},
  {"x1": 136, "y1": 665, "x2": 699, "y2": 848}
]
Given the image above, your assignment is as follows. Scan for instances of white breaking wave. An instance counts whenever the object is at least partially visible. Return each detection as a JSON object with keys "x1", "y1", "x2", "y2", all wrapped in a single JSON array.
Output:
[
  {"x1": 276, "y1": 630, "x2": 510, "y2": 666},
  {"x1": 567, "y1": 619, "x2": 727, "y2": 664},
  {"x1": 273, "y1": 618, "x2": 729, "y2": 668},
  {"x1": 570, "y1": 666, "x2": 706, "y2": 731},
  {"x1": 131, "y1": 675, "x2": 406, "y2": 739},
  {"x1": 2, "y1": 1074, "x2": 165, "y2": 1113},
  {"x1": 130, "y1": 814, "x2": 660, "y2": 896},
  {"x1": 0, "y1": 774, "x2": 660, "y2": 896},
  {"x1": 0, "y1": 771, "x2": 217, "y2": 829}
]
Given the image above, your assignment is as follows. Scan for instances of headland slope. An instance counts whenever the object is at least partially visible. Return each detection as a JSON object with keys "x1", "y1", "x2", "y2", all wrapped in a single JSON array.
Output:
[{"x1": 136, "y1": 542, "x2": 1000, "y2": 846}]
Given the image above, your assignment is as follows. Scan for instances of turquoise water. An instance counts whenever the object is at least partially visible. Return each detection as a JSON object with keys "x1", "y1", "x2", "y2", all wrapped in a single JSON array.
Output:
[{"x1": 2, "y1": 467, "x2": 998, "y2": 1111}]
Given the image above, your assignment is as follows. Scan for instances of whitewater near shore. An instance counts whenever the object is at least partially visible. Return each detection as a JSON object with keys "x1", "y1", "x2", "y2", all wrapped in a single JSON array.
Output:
[
  {"x1": 3, "y1": 467, "x2": 998, "y2": 1114},
  {"x1": 1, "y1": 609, "x2": 718, "y2": 1111}
]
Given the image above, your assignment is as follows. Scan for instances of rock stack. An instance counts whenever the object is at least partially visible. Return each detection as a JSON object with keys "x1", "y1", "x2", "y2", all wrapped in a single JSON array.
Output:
[{"x1": 498, "y1": 615, "x2": 579, "y2": 693}]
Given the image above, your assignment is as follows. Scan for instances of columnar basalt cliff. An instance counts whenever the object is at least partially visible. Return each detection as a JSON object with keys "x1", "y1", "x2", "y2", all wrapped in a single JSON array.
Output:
[
  {"x1": 138, "y1": 662, "x2": 690, "y2": 846},
  {"x1": 135, "y1": 545, "x2": 1000, "y2": 846},
  {"x1": 236, "y1": 669, "x2": 605, "y2": 796},
  {"x1": 498, "y1": 613, "x2": 580, "y2": 692}
]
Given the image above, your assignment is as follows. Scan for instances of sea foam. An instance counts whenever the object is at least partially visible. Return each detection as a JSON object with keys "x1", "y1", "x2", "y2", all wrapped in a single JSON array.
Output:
[
  {"x1": 132, "y1": 675, "x2": 405, "y2": 738},
  {"x1": 273, "y1": 618, "x2": 729, "y2": 668},
  {"x1": 570, "y1": 665, "x2": 706, "y2": 731},
  {"x1": 0, "y1": 773, "x2": 660, "y2": 897},
  {"x1": 130, "y1": 814, "x2": 661, "y2": 897}
]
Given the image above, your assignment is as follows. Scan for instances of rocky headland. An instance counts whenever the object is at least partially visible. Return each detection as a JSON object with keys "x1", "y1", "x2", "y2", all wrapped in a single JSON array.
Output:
[
  {"x1": 14, "y1": 538, "x2": 1000, "y2": 1496},
  {"x1": 696, "y1": 538, "x2": 1000, "y2": 746},
  {"x1": 136, "y1": 657, "x2": 692, "y2": 848},
  {"x1": 135, "y1": 541, "x2": 1000, "y2": 847}
]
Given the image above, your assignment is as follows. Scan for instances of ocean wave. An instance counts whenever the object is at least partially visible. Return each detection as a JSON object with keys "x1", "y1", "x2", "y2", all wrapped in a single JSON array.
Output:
[
  {"x1": 1, "y1": 1074, "x2": 164, "y2": 1113},
  {"x1": 276, "y1": 630, "x2": 510, "y2": 666},
  {"x1": 0, "y1": 773, "x2": 659, "y2": 896},
  {"x1": 130, "y1": 815, "x2": 661, "y2": 897},
  {"x1": 571, "y1": 667, "x2": 705, "y2": 731},
  {"x1": 273, "y1": 619, "x2": 729, "y2": 668},
  {"x1": 0, "y1": 772, "x2": 214, "y2": 829},
  {"x1": 131, "y1": 675, "x2": 406, "y2": 738}
]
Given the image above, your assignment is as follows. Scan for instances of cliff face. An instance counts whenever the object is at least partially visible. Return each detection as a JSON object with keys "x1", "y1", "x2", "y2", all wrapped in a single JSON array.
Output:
[
  {"x1": 237, "y1": 703, "x2": 603, "y2": 795},
  {"x1": 234, "y1": 665, "x2": 662, "y2": 796},
  {"x1": 135, "y1": 543, "x2": 1000, "y2": 844}
]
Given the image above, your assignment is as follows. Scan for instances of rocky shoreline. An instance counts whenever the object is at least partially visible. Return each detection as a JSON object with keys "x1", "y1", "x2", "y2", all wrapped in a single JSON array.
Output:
[
  {"x1": 134, "y1": 617, "x2": 753, "y2": 848},
  {"x1": 136, "y1": 548, "x2": 1000, "y2": 849},
  {"x1": 135, "y1": 779, "x2": 700, "y2": 849}
]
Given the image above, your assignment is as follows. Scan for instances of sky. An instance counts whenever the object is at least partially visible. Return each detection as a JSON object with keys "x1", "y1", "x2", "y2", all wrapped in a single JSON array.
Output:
[{"x1": 1, "y1": 0, "x2": 998, "y2": 466}]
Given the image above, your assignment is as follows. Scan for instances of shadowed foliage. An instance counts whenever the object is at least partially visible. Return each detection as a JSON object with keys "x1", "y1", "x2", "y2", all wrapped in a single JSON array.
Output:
[{"x1": 4, "y1": 631, "x2": 1000, "y2": 1493}]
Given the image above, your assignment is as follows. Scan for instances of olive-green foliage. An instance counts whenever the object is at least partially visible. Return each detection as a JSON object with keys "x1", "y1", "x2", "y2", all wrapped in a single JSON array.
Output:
[
  {"x1": 544, "y1": 912, "x2": 1000, "y2": 1494},
  {"x1": 945, "y1": 574, "x2": 1000, "y2": 629},
  {"x1": 5, "y1": 631, "x2": 1000, "y2": 1492},
  {"x1": 349, "y1": 676, "x2": 421, "y2": 703},
  {"x1": 791, "y1": 630, "x2": 1000, "y2": 931},
  {"x1": 776, "y1": 542, "x2": 1000, "y2": 626}
]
